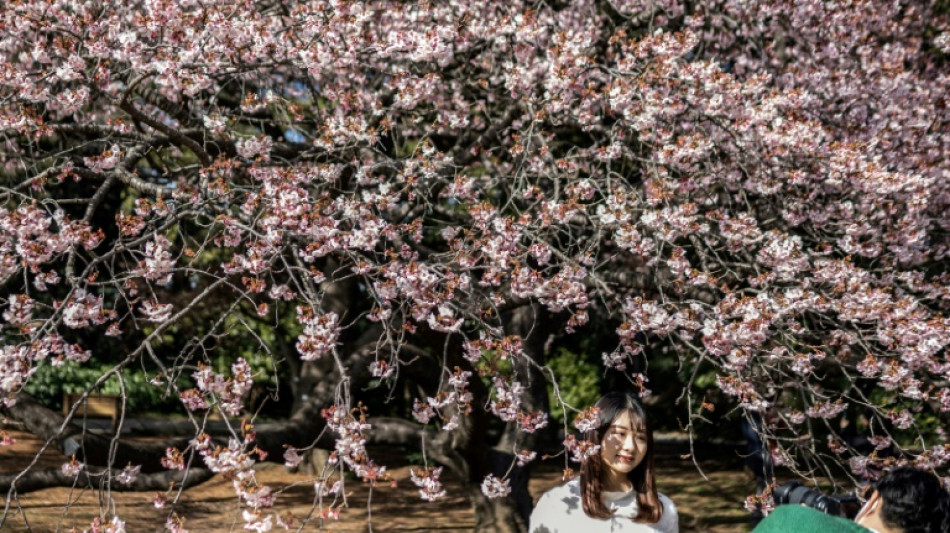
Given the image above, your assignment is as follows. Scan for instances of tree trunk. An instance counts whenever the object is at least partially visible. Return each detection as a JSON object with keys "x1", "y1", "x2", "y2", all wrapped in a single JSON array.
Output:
[
  {"x1": 0, "y1": 467, "x2": 213, "y2": 493},
  {"x1": 487, "y1": 303, "x2": 559, "y2": 530},
  {"x1": 0, "y1": 390, "x2": 337, "y2": 493},
  {"x1": 2, "y1": 392, "x2": 192, "y2": 474},
  {"x1": 470, "y1": 486, "x2": 528, "y2": 533}
]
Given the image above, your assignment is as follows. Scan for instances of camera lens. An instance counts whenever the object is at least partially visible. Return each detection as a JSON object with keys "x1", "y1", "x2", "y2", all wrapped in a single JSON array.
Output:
[
  {"x1": 773, "y1": 481, "x2": 801, "y2": 504},
  {"x1": 773, "y1": 482, "x2": 844, "y2": 517}
]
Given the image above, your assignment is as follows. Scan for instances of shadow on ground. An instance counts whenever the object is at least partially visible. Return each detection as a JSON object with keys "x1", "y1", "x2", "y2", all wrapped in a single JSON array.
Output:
[{"x1": 2, "y1": 431, "x2": 756, "y2": 532}]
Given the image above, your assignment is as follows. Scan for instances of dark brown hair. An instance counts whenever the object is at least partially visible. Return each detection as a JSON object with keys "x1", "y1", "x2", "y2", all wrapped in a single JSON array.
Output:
[{"x1": 579, "y1": 392, "x2": 662, "y2": 523}]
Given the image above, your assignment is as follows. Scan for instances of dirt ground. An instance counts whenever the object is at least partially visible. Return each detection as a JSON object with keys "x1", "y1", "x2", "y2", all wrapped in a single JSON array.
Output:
[{"x1": 0, "y1": 430, "x2": 753, "y2": 532}]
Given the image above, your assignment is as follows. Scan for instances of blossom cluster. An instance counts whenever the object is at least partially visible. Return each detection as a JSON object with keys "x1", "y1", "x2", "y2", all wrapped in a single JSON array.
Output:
[
  {"x1": 186, "y1": 359, "x2": 254, "y2": 416},
  {"x1": 409, "y1": 466, "x2": 447, "y2": 502},
  {"x1": 322, "y1": 404, "x2": 389, "y2": 485}
]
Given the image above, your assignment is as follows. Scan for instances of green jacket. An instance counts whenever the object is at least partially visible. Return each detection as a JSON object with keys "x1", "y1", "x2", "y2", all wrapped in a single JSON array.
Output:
[{"x1": 752, "y1": 505, "x2": 871, "y2": 533}]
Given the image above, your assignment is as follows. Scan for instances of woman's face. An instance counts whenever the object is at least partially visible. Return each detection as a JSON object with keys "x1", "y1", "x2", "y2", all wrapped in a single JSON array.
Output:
[{"x1": 600, "y1": 410, "x2": 648, "y2": 479}]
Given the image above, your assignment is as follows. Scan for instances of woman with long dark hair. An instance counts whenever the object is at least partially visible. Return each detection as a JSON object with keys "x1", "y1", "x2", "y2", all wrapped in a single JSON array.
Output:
[{"x1": 529, "y1": 392, "x2": 679, "y2": 533}]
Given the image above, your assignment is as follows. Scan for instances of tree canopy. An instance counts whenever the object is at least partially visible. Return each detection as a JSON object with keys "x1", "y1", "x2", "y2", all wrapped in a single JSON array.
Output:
[{"x1": 1, "y1": 0, "x2": 949, "y2": 531}]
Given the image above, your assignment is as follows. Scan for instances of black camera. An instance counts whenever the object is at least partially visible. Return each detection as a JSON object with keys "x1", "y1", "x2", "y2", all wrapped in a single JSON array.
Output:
[{"x1": 773, "y1": 482, "x2": 860, "y2": 518}]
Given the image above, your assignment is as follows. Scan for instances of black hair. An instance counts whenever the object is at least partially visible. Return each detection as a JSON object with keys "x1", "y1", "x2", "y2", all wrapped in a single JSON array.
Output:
[{"x1": 877, "y1": 467, "x2": 950, "y2": 533}]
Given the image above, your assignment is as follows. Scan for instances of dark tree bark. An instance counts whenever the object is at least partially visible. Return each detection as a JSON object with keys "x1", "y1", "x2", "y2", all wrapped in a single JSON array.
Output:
[
  {"x1": 2, "y1": 392, "x2": 192, "y2": 474},
  {"x1": 388, "y1": 306, "x2": 560, "y2": 533},
  {"x1": 0, "y1": 467, "x2": 213, "y2": 493},
  {"x1": 0, "y1": 390, "x2": 336, "y2": 494},
  {"x1": 471, "y1": 303, "x2": 559, "y2": 533}
]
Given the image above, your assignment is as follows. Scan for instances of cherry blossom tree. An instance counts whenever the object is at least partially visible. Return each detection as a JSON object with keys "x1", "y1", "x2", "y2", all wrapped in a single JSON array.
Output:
[{"x1": 2, "y1": 0, "x2": 949, "y2": 531}]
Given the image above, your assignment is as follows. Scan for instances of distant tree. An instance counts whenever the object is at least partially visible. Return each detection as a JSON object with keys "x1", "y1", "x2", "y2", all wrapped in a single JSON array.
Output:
[{"x1": 1, "y1": 1, "x2": 949, "y2": 531}]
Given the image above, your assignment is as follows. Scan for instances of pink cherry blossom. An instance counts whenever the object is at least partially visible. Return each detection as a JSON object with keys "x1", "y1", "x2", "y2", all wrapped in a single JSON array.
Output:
[
  {"x1": 479, "y1": 474, "x2": 511, "y2": 499},
  {"x1": 115, "y1": 464, "x2": 141, "y2": 486},
  {"x1": 410, "y1": 466, "x2": 447, "y2": 501}
]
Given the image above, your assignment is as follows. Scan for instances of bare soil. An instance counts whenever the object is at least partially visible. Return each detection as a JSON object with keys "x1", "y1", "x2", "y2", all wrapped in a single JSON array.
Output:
[{"x1": 0, "y1": 431, "x2": 752, "y2": 532}]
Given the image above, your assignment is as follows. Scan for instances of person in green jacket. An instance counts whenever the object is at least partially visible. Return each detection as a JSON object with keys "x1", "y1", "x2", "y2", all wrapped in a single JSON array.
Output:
[{"x1": 752, "y1": 467, "x2": 949, "y2": 533}]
